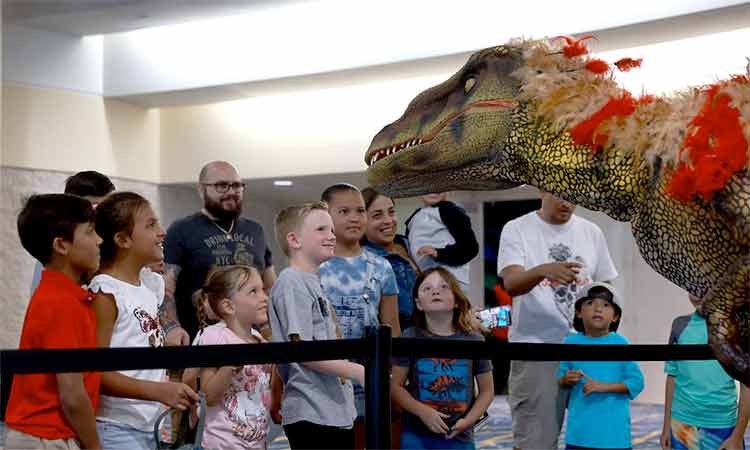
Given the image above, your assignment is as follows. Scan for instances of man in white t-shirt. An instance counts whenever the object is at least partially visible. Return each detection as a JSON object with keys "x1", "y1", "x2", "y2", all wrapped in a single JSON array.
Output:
[{"x1": 497, "y1": 192, "x2": 618, "y2": 450}]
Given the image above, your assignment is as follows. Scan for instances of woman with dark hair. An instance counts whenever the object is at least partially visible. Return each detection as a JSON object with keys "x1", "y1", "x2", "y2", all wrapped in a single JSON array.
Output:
[{"x1": 361, "y1": 188, "x2": 419, "y2": 329}]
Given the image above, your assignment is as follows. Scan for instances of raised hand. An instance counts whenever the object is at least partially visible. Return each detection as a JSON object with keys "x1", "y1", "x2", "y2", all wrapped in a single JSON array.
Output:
[
  {"x1": 541, "y1": 261, "x2": 582, "y2": 284},
  {"x1": 416, "y1": 245, "x2": 439, "y2": 259},
  {"x1": 582, "y1": 375, "x2": 606, "y2": 396},
  {"x1": 561, "y1": 369, "x2": 585, "y2": 387}
]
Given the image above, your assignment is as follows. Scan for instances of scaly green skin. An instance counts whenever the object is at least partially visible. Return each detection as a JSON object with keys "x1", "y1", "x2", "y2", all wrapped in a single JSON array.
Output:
[{"x1": 365, "y1": 45, "x2": 750, "y2": 384}]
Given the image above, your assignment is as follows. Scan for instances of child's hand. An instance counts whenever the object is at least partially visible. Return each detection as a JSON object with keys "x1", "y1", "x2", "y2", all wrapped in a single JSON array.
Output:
[
  {"x1": 561, "y1": 369, "x2": 584, "y2": 386},
  {"x1": 159, "y1": 381, "x2": 199, "y2": 410},
  {"x1": 416, "y1": 245, "x2": 438, "y2": 259},
  {"x1": 446, "y1": 417, "x2": 471, "y2": 439},
  {"x1": 417, "y1": 406, "x2": 451, "y2": 435},
  {"x1": 582, "y1": 375, "x2": 606, "y2": 396},
  {"x1": 718, "y1": 433, "x2": 744, "y2": 450},
  {"x1": 470, "y1": 306, "x2": 490, "y2": 335},
  {"x1": 352, "y1": 363, "x2": 366, "y2": 386},
  {"x1": 165, "y1": 327, "x2": 190, "y2": 346}
]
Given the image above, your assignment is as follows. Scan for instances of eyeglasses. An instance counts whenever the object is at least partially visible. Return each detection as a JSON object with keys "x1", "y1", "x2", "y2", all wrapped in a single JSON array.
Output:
[{"x1": 201, "y1": 182, "x2": 246, "y2": 193}]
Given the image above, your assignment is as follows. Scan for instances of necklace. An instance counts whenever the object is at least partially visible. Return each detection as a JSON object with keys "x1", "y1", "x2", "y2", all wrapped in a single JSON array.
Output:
[
  {"x1": 202, "y1": 210, "x2": 235, "y2": 240},
  {"x1": 211, "y1": 219, "x2": 234, "y2": 240}
]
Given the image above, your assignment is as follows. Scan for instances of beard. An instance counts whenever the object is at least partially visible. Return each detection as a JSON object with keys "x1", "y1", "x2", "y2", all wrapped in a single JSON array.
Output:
[{"x1": 204, "y1": 195, "x2": 242, "y2": 224}]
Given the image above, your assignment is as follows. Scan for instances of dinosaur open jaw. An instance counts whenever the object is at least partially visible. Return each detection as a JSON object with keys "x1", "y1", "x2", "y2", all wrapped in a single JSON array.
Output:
[
  {"x1": 367, "y1": 137, "x2": 426, "y2": 166},
  {"x1": 366, "y1": 98, "x2": 516, "y2": 167}
]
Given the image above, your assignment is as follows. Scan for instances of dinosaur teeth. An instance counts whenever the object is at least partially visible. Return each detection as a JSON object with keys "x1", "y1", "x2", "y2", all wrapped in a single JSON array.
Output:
[{"x1": 371, "y1": 137, "x2": 425, "y2": 165}]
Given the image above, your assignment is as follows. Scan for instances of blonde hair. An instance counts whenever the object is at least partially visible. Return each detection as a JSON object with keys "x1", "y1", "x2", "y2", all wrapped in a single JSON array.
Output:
[
  {"x1": 274, "y1": 201, "x2": 329, "y2": 256},
  {"x1": 195, "y1": 265, "x2": 259, "y2": 330},
  {"x1": 413, "y1": 267, "x2": 473, "y2": 334}
]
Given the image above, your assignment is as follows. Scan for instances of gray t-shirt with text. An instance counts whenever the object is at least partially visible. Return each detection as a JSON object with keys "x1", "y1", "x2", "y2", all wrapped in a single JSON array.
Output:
[{"x1": 268, "y1": 267, "x2": 356, "y2": 428}]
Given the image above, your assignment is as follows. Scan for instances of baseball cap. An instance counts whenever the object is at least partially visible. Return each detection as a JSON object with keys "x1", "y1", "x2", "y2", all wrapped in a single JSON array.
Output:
[{"x1": 573, "y1": 281, "x2": 622, "y2": 332}]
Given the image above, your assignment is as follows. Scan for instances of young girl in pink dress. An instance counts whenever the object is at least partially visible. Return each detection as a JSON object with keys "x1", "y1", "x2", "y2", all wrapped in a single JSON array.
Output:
[{"x1": 194, "y1": 265, "x2": 272, "y2": 450}]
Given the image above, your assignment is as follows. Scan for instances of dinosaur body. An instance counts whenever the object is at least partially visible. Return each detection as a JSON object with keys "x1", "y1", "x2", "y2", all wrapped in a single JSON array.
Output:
[{"x1": 365, "y1": 39, "x2": 750, "y2": 384}]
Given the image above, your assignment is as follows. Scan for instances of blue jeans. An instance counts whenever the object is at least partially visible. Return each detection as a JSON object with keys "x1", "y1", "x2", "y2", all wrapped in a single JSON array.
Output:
[
  {"x1": 401, "y1": 429, "x2": 475, "y2": 450},
  {"x1": 96, "y1": 420, "x2": 155, "y2": 450}
]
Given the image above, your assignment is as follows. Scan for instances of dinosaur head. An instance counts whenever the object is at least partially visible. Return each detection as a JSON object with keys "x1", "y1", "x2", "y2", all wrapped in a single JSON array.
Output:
[{"x1": 365, "y1": 45, "x2": 526, "y2": 197}]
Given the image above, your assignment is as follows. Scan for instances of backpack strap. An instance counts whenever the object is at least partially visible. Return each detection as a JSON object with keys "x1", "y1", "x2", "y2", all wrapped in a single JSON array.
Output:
[{"x1": 668, "y1": 314, "x2": 693, "y2": 345}]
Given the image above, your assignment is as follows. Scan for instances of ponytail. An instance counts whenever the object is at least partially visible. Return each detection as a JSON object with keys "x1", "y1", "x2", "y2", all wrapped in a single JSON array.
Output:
[
  {"x1": 196, "y1": 265, "x2": 259, "y2": 326},
  {"x1": 194, "y1": 289, "x2": 209, "y2": 333}
]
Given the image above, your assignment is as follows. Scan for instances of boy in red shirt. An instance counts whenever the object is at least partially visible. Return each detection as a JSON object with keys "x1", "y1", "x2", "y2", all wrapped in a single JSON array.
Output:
[{"x1": 5, "y1": 194, "x2": 103, "y2": 450}]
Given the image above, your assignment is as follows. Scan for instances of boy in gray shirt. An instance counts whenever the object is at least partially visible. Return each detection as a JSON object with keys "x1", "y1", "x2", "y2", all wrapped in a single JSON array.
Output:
[{"x1": 269, "y1": 201, "x2": 363, "y2": 450}]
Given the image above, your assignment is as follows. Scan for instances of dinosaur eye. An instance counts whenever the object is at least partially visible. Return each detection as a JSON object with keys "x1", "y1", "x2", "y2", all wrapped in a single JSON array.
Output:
[{"x1": 464, "y1": 77, "x2": 476, "y2": 94}]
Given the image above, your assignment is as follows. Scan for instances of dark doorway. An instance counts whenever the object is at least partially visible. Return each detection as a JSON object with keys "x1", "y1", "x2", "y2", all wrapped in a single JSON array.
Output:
[{"x1": 483, "y1": 199, "x2": 540, "y2": 394}]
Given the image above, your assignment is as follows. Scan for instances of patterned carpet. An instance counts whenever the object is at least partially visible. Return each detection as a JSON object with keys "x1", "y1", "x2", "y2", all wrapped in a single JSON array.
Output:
[
  {"x1": 268, "y1": 395, "x2": 749, "y2": 449},
  {"x1": 0, "y1": 396, "x2": 745, "y2": 449}
]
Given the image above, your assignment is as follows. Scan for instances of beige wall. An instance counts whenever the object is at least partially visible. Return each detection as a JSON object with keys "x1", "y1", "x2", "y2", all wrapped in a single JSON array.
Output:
[
  {"x1": 158, "y1": 74, "x2": 447, "y2": 183},
  {"x1": 2, "y1": 84, "x2": 160, "y2": 182}
]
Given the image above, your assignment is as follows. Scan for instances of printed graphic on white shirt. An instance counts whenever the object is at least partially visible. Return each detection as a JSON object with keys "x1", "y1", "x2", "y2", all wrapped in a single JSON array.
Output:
[
  {"x1": 540, "y1": 243, "x2": 593, "y2": 327},
  {"x1": 133, "y1": 307, "x2": 164, "y2": 347}
]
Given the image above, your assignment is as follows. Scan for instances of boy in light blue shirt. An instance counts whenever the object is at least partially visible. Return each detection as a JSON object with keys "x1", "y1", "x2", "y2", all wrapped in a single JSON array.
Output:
[
  {"x1": 558, "y1": 282, "x2": 644, "y2": 450},
  {"x1": 660, "y1": 293, "x2": 749, "y2": 450}
]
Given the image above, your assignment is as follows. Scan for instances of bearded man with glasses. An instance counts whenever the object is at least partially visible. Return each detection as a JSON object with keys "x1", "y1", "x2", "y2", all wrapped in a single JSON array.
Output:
[{"x1": 161, "y1": 160, "x2": 277, "y2": 345}]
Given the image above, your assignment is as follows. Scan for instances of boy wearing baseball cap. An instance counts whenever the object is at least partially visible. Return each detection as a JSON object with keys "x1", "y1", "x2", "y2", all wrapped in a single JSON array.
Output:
[{"x1": 558, "y1": 282, "x2": 644, "y2": 449}]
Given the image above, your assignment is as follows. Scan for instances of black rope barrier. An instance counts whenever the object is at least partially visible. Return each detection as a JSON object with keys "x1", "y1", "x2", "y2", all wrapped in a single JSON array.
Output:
[
  {"x1": 392, "y1": 339, "x2": 715, "y2": 361},
  {"x1": 0, "y1": 327, "x2": 716, "y2": 448}
]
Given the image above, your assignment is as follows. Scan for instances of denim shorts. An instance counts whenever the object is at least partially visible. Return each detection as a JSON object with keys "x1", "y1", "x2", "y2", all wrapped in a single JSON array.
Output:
[
  {"x1": 670, "y1": 417, "x2": 746, "y2": 450},
  {"x1": 96, "y1": 420, "x2": 155, "y2": 450}
]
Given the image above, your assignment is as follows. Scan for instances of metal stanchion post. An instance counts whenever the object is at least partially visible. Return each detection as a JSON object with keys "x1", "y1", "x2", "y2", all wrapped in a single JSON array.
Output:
[{"x1": 365, "y1": 325, "x2": 392, "y2": 450}]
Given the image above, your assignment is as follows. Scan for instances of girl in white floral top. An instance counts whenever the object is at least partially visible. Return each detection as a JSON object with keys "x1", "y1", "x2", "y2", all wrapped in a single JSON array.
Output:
[{"x1": 195, "y1": 265, "x2": 272, "y2": 450}]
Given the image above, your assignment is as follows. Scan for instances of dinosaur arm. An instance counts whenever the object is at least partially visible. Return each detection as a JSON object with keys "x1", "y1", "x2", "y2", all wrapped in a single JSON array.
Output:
[{"x1": 434, "y1": 202, "x2": 479, "y2": 266}]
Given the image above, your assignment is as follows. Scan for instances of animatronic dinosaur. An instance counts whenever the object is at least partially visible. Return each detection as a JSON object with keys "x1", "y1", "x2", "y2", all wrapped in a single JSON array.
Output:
[{"x1": 365, "y1": 37, "x2": 750, "y2": 385}]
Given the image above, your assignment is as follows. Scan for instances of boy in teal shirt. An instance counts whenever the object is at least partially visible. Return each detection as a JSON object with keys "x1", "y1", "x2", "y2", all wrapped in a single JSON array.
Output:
[
  {"x1": 558, "y1": 282, "x2": 644, "y2": 449},
  {"x1": 660, "y1": 294, "x2": 749, "y2": 450}
]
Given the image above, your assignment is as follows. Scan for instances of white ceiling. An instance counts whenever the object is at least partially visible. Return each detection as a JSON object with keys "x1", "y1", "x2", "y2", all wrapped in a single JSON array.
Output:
[
  {"x1": 5, "y1": 0, "x2": 750, "y2": 206},
  {"x1": 3, "y1": 0, "x2": 309, "y2": 36},
  {"x1": 4, "y1": 0, "x2": 749, "y2": 107}
]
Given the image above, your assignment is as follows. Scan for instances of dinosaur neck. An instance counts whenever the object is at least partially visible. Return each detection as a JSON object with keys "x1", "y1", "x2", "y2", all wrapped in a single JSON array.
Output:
[{"x1": 502, "y1": 104, "x2": 652, "y2": 221}]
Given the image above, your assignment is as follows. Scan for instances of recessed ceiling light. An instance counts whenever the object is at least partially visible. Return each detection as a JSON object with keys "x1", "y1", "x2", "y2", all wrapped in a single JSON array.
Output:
[{"x1": 274, "y1": 180, "x2": 293, "y2": 187}]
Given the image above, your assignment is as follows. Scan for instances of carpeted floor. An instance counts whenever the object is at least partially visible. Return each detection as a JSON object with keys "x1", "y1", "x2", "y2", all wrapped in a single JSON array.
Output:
[{"x1": 268, "y1": 395, "x2": 749, "y2": 449}]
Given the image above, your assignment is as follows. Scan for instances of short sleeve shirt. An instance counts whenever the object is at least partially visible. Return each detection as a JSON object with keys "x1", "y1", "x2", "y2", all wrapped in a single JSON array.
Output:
[
  {"x1": 558, "y1": 332, "x2": 644, "y2": 449},
  {"x1": 196, "y1": 323, "x2": 271, "y2": 450},
  {"x1": 319, "y1": 249, "x2": 398, "y2": 340},
  {"x1": 268, "y1": 268, "x2": 356, "y2": 428},
  {"x1": 393, "y1": 327, "x2": 492, "y2": 442},
  {"x1": 164, "y1": 213, "x2": 272, "y2": 339},
  {"x1": 6, "y1": 270, "x2": 101, "y2": 440},
  {"x1": 88, "y1": 270, "x2": 166, "y2": 431},
  {"x1": 665, "y1": 313, "x2": 739, "y2": 428},
  {"x1": 497, "y1": 212, "x2": 618, "y2": 343}
]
